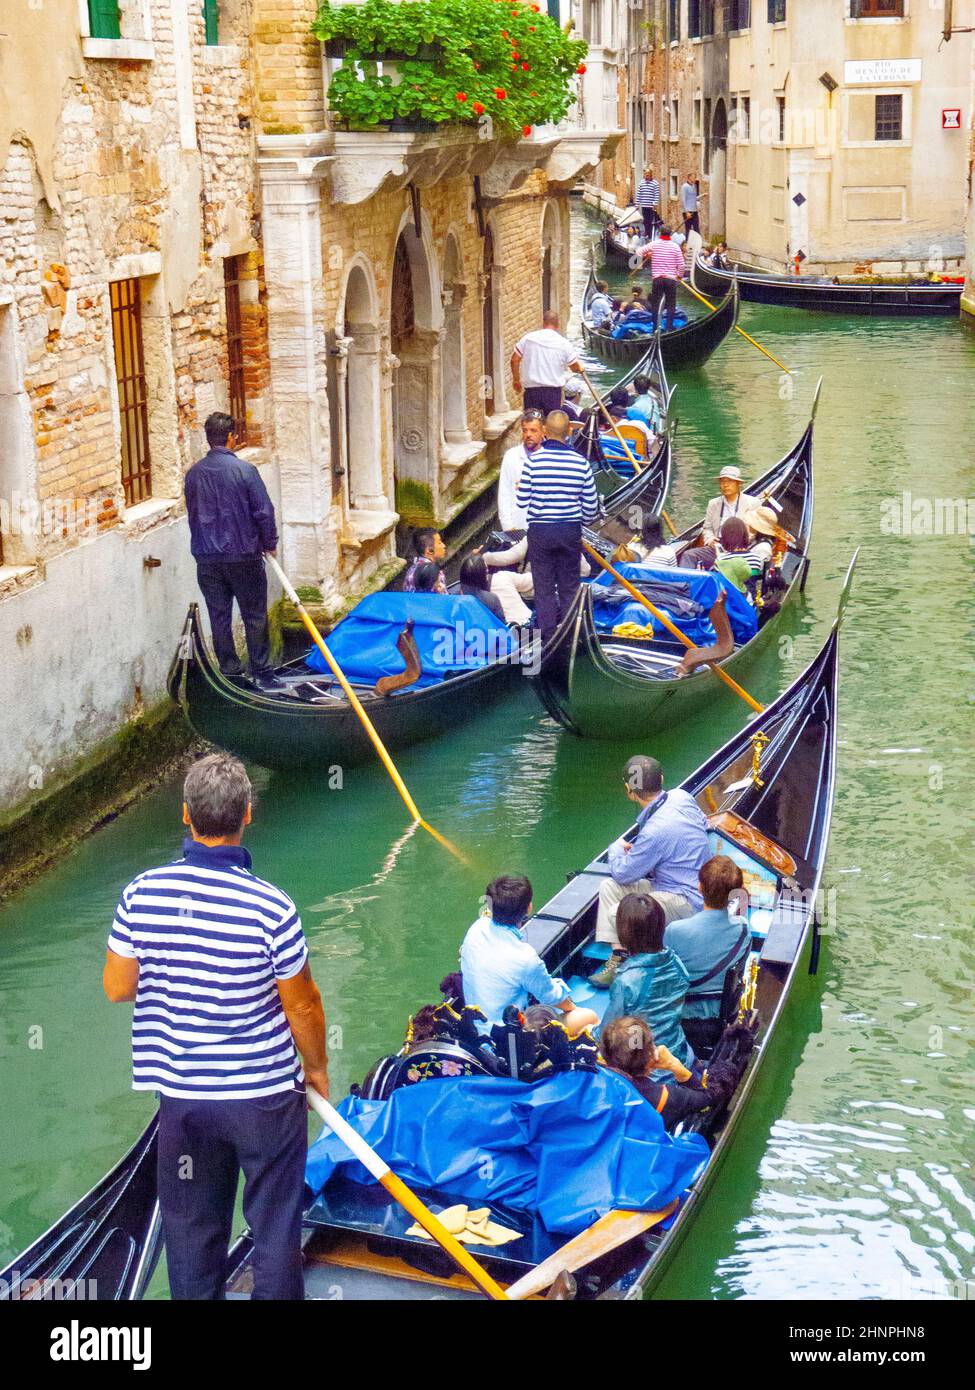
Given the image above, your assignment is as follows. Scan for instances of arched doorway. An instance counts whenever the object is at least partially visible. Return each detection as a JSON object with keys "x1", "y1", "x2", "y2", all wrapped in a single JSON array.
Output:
[
  {"x1": 390, "y1": 222, "x2": 441, "y2": 524},
  {"x1": 709, "y1": 99, "x2": 728, "y2": 240},
  {"x1": 342, "y1": 263, "x2": 384, "y2": 513},
  {"x1": 441, "y1": 233, "x2": 469, "y2": 444},
  {"x1": 481, "y1": 225, "x2": 497, "y2": 415}
]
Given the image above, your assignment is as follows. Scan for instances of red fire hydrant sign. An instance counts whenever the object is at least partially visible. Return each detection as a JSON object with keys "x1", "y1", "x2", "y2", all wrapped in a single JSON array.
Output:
[{"x1": 942, "y1": 109, "x2": 961, "y2": 129}]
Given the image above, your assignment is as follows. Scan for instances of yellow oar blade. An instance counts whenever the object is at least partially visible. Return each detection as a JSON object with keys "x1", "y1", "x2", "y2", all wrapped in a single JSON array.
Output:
[
  {"x1": 681, "y1": 277, "x2": 793, "y2": 376},
  {"x1": 505, "y1": 1202, "x2": 679, "y2": 1301}
]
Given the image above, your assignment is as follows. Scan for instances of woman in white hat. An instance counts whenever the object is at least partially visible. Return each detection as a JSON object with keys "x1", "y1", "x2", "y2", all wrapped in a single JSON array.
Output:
[{"x1": 702, "y1": 465, "x2": 759, "y2": 545}]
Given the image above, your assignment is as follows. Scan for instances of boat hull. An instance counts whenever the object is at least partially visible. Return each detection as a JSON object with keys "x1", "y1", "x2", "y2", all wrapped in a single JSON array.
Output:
[
  {"x1": 168, "y1": 605, "x2": 526, "y2": 771},
  {"x1": 582, "y1": 281, "x2": 738, "y2": 370},
  {"x1": 692, "y1": 255, "x2": 963, "y2": 316}
]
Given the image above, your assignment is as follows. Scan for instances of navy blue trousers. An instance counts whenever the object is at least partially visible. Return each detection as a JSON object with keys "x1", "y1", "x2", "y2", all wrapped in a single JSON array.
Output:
[
  {"x1": 523, "y1": 385, "x2": 564, "y2": 416},
  {"x1": 527, "y1": 521, "x2": 583, "y2": 640},
  {"x1": 157, "y1": 1090, "x2": 307, "y2": 1300},
  {"x1": 196, "y1": 555, "x2": 271, "y2": 675}
]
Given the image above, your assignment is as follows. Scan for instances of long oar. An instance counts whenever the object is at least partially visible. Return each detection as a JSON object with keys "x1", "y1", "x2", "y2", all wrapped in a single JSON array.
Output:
[
  {"x1": 577, "y1": 366, "x2": 677, "y2": 538},
  {"x1": 505, "y1": 1202, "x2": 679, "y2": 1301},
  {"x1": 582, "y1": 543, "x2": 765, "y2": 715},
  {"x1": 681, "y1": 277, "x2": 793, "y2": 376},
  {"x1": 306, "y1": 1088, "x2": 507, "y2": 1300},
  {"x1": 265, "y1": 553, "x2": 466, "y2": 865}
]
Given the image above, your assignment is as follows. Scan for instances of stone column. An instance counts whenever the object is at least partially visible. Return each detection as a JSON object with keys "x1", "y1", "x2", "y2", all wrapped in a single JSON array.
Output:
[
  {"x1": 441, "y1": 284, "x2": 471, "y2": 445},
  {"x1": 256, "y1": 135, "x2": 335, "y2": 590}
]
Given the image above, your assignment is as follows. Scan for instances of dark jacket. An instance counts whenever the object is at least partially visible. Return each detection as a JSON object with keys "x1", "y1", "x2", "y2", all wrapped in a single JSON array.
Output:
[{"x1": 184, "y1": 447, "x2": 278, "y2": 561}]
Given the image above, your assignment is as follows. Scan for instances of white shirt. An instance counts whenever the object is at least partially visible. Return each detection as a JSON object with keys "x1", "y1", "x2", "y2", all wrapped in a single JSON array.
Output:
[
  {"x1": 498, "y1": 443, "x2": 536, "y2": 531},
  {"x1": 681, "y1": 182, "x2": 698, "y2": 213},
  {"x1": 514, "y1": 329, "x2": 577, "y2": 389},
  {"x1": 460, "y1": 915, "x2": 570, "y2": 1028}
]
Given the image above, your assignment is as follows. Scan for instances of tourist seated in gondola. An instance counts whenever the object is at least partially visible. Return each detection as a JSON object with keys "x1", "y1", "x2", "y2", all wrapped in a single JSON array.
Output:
[
  {"x1": 561, "y1": 379, "x2": 586, "y2": 422},
  {"x1": 460, "y1": 875, "x2": 599, "y2": 1032},
  {"x1": 702, "y1": 466, "x2": 760, "y2": 546},
  {"x1": 591, "y1": 754, "x2": 710, "y2": 987},
  {"x1": 458, "y1": 554, "x2": 531, "y2": 628},
  {"x1": 480, "y1": 536, "x2": 590, "y2": 595},
  {"x1": 403, "y1": 527, "x2": 447, "y2": 592},
  {"x1": 601, "y1": 1015, "x2": 715, "y2": 1132},
  {"x1": 626, "y1": 375, "x2": 660, "y2": 429},
  {"x1": 612, "y1": 517, "x2": 678, "y2": 568},
  {"x1": 705, "y1": 242, "x2": 731, "y2": 271},
  {"x1": 619, "y1": 285, "x2": 651, "y2": 319},
  {"x1": 589, "y1": 281, "x2": 614, "y2": 329},
  {"x1": 411, "y1": 560, "x2": 446, "y2": 594},
  {"x1": 666, "y1": 855, "x2": 752, "y2": 1058},
  {"x1": 742, "y1": 504, "x2": 786, "y2": 570},
  {"x1": 713, "y1": 517, "x2": 757, "y2": 593},
  {"x1": 599, "y1": 894, "x2": 695, "y2": 1077}
]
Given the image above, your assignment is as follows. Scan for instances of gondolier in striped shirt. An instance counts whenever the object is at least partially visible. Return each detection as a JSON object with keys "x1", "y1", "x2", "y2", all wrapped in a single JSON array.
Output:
[
  {"x1": 640, "y1": 226, "x2": 685, "y2": 334},
  {"x1": 103, "y1": 753, "x2": 329, "y2": 1300},
  {"x1": 635, "y1": 167, "x2": 661, "y2": 239},
  {"x1": 516, "y1": 410, "x2": 600, "y2": 640}
]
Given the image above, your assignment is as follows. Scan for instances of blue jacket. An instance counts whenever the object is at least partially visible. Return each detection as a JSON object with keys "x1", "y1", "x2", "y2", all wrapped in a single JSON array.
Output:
[
  {"x1": 184, "y1": 447, "x2": 278, "y2": 560},
  {"x1": 601, "y1": 948, "x2": 693, "y2": 1072}
]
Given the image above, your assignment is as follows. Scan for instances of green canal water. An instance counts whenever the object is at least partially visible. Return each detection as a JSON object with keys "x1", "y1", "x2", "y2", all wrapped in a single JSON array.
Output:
[{"x1": 1, "y1": 202, "x2": 973, "y2": 1300}]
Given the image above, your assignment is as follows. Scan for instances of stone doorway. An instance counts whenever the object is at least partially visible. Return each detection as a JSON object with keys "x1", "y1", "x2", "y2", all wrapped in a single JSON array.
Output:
[{"x1": 391, "y1": 225, "x2": 441, "y2": 525}]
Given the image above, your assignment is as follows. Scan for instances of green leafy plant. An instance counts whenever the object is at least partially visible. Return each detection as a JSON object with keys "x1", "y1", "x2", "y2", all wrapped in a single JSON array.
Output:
[{"x1": 312, "y1": 0, "x2": 587, "y2": 136}]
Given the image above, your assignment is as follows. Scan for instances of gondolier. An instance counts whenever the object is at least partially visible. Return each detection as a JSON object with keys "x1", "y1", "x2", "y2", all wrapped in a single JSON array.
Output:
[
  {"x1": 103, "y1": 753, "x2": 330, "y2": 1300},
  {"x1": 635, "y1": 167, "x2": 661, "y2": 239},
  {"x1": 510, "y1": 310, "x2": 584, "y2": 415},
  {"x1": 516, "y1": 410, "x2": 600, "y2": 640},
  {"x1": 184, "y1": 412, "x2": 278, "y2": 686},
  {"x1": 641, "y1": 227, "x2": 685, "y2": 334}
]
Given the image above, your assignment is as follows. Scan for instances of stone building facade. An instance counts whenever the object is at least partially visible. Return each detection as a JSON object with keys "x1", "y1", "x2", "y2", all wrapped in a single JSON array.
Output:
[
  {"x1": 585, "y1": 1, "x2": 971, "y2": 277},
  {"x1": 0, "y1": 0, "x2": 618, "y2": 830}
]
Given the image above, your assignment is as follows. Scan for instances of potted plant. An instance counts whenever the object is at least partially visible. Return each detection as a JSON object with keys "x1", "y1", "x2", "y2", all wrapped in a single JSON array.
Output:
[{"x1": 312, "y1": 0, "x2": 588, "y2": 138}]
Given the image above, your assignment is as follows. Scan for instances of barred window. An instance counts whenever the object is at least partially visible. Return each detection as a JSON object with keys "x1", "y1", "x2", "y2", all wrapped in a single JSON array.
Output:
[
  {"x1": 110, "y1": 279, "x2": 152, "y2": 506},
  {"x1": 875, "y1": 93, "x2": 902, "y2": 141}
]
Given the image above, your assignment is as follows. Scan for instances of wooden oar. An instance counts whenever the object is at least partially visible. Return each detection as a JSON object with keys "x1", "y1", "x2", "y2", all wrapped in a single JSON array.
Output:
[
  {"x1": 576, "y1": 366, "x2": 677, "y2": 538},
  {"x1": 265, "y1": 554, "x2": 467, "y2": 865},
  {"x1": 306, "y1": 1088, "x2": 507, "y2": 1301},
  {"x1": 505, "y1": 1202, "x2": 678, "y2": 1301},
  {"x1": 582, "y1": 543, "x2": 765, "y2": 715},
  {"x1": 681, "y1": 276, "x2": 793, "y2": 376}
]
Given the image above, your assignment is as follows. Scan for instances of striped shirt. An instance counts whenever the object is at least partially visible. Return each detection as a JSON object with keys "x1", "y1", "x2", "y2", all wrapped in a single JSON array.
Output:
[
  {"x1": 636, "y1": 178, "x2": 660, "y2": 209},
  {"x1": 647, "y1": 239, "x2": 686, "y2": 280},
  {"x1": 108, "y1": 839, "x2": 309, "y2": 1100},
  {"x1": 516, "y1": 439, "x2": 600, "y2": 525}
]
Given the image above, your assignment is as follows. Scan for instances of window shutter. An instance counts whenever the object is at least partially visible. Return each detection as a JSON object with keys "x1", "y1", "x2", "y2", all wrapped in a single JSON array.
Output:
[
  {"x1": 203, "y1": 0, "x2": 220, "y2": 45},
  {"x1": 88, "y1": 0, "x2": 121, "y2": 40}
]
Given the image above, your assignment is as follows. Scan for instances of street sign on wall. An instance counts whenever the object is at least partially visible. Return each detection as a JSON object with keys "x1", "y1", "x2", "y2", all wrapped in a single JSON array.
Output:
[
  {"x1": 844, "y1": 59, "x2": 922, "y2": 85},
  {"x1": 942, "y1": 109, "x2": 961, "y2": 129}
]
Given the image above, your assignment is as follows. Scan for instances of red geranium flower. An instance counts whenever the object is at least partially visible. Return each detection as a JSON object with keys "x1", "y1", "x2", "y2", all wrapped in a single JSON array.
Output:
[
  {"x1": 456, "y1": 91, "x2": 468, "y2": 101},
  {"x1": 531, "y1": 3, "x2": 540, "y2": 10},
  {"x1": 577, "y1": 63, "x2": 587, "y2": 74},
  {"x1": 501, "y1": 28, "x2": 507, "y2": 36},
  {"x1": 522, "y1": 62, "x2": 529, "y2": 70},
  {"x1": 495, "y1": 87, "x2": 507, "y2": 99},
  {"x1": 473, "y1": 101, "x2": 485, "y2": 115},
  {"x1": 522, "y1": 124, "x2": 532, "y2": 137}
]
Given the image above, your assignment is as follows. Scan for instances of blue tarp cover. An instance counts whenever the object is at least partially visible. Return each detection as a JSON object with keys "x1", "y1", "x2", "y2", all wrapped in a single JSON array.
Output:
[
  {"x1": 610, "y1": 311, "x2": 688, "y2": 339},
  {"x1": 305, "y1": 1069, "x2": 709, "y2": 1236},
  {"x1": 305, "y1": 592, "x2": 517, "y2": 688},
  {"x1": 590, "y1": 562, "x2": 758, "y2": 646}
]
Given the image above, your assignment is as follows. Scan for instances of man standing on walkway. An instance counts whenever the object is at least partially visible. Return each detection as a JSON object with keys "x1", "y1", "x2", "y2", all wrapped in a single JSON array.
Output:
[
  {"x1": 515, "y1": 410, "x2": 599, "y2": 640},
  {"x1": 104, "y1": 752, "x2": 329, "y2": 1300},
  {"x1": 635, "y1": 166, "x2": 661, "y2": 239},
  {"x1": 185, "y1": 412, "x2": 278, "y2": 685},
  {"x1": 642, "y1": 226, "x2": 686, "y2": 333},
  {"x1": 681, "y1": 172, "x2": 703, "y2": 237},
  {"x1": 510, "y1": 310, "x2": 584, "y2": 415},
  {"x1": 497, "y1": 408, "x2": 545, "y2": 533}
]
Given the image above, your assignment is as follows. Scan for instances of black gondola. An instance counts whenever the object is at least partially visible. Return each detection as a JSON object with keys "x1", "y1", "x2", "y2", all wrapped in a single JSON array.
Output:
[
  {"x1": 581, "y1": 266, "x2": 738, "y2": 370},
  {"x1": 221, "y1": 554, "x2": 854, "y2": 1301},
  {"x1": 0, "y1": 1115, "x2": 161, "y2": 1302},
  {"x1": 692, "y1": 253, "x2": 964, "y2": 316}
]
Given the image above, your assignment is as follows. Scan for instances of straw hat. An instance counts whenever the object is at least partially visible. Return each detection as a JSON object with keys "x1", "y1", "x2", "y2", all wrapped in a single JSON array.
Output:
[
  {"x1": 718, "y1": 465, "x2": 743, "y2": 482},
  {"x1": 743, "y1": 505, "x2": 781, "y2": 537}
]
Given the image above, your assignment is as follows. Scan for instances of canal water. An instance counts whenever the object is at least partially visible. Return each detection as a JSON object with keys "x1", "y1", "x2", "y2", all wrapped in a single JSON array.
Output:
[{"x1": 1, "y1": 201, "x2": 973, "y2": 1300}]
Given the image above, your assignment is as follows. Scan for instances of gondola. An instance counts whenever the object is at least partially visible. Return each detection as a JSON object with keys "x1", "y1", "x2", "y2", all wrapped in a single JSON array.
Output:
[
  {"x1": 530, "y1": 383, "x2": 818, "y2": 739},
  {"x1": 0, "y1": 1115, "x2": 161, "y2": 1302},
  {"x1": 601, "y1": 209, "x2": 644, "y2": 267},
  {"x1": 222, "y1": 554, "x2": 853, "y2": 1301},
  {"x1": 168, "y1": 593, "x2": 528, "y2": 772},
  {"x1": 692, "y1": 253, "x2": 964, "y2": 316},
  {"x1": 581, "y1": 266, "x2": 739, "y2": 370}
]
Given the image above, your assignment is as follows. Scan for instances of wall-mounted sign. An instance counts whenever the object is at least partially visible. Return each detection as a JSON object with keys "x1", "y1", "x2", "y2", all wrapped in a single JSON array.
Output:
[
  {"x1": 844, "y1": 59, "x2": 922, "y2": 85},
  {"x1": 942, "y1": 109, "x2": 961, "y2": 129}
]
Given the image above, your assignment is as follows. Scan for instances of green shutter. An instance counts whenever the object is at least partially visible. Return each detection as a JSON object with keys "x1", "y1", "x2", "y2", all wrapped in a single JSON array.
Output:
[
  {"x1": 88, "y1": 0, "x2": 121, "y2": 40},
  {"x1": 203, "y1": 0, "x2": 220, "y2": 46},
  {"x1": 546, "y1": 0, "x2": 559, "y2": 21}
]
